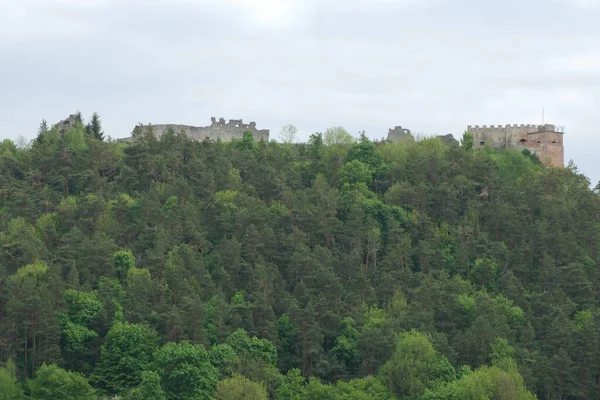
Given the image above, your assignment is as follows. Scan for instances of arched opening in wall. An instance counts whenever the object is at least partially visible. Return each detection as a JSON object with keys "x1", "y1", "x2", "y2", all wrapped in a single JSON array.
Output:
[
  {"x1": 519, "y1": 138, "x2": 527, "y2": 143},
  {"x1": 552, "y1": 141, "x2": 557, "y2": 143},
  {"x1": 537, "y1": 141, "x2": 540, "y2": 143}
]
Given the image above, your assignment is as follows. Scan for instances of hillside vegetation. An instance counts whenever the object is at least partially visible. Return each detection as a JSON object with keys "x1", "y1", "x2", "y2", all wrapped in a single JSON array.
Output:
[{"x1": 0, "y1": 119, "x2": 598, "y2": 399}]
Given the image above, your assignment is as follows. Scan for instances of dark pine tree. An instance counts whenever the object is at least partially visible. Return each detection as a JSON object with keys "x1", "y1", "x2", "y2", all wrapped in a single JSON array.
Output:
[
  {"x1": 36, "y1": 119, "x2": 49, "y2": 143},
  {"x1": 85, "y1": 112, "x2": 105, "y2": 141}
]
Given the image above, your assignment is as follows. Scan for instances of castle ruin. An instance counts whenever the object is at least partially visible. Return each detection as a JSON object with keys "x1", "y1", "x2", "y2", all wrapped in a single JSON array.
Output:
[
  {"x1": 387, "y1": 126, "x2": 413, "y2": 142},
  {"x1": 118, "y1": 116, "x2": 563, "y2": 168},
  {"x1": 386, "y1": 126, "x2": 459, "y2": 145},
  {"x1": 467, "y1": 124, "x2": 564, "y2": 167},
  {"x1": 126, "y1": 117, "x2": 270, "y2": 142},
  {"x1": 385, "y1": 122, "x2": 564, "y2": 167}
]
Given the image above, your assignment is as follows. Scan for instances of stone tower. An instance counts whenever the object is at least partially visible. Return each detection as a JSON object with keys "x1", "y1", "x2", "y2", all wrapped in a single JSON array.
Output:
[{"x1": 466, "y1": 124, "x2": 564, "y2": 167}]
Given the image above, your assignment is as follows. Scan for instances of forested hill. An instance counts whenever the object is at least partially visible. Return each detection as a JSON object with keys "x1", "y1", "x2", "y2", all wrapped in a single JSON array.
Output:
[{"x1": 0, "y1": 119, "x2": 598, "y2": 400}]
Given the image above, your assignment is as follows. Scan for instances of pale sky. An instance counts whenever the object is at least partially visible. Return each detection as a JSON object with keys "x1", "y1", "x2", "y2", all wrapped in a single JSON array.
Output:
[{"x1": 1, "y1": 0, "x2": 599, "y2": 184}]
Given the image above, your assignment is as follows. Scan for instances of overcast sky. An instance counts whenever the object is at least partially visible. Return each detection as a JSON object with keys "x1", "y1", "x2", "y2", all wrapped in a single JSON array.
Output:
[{"x1": 1, "y1": 0, "x2": 599, "y2": 184}]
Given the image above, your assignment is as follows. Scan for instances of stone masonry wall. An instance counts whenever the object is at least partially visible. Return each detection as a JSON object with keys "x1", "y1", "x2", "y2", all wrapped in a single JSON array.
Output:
[
  {"x1": 129, "y1": 117, "x2": 270, "y2": 142},
  {"x1": 467, "y1": 124, "x2": 564, "y2": 167},
  {"x1": 386, "y1": 126, "x2": 413, "y2": 142},
  {"x1": 386, "y1": 125, "x2": 459, "y2": 146}
]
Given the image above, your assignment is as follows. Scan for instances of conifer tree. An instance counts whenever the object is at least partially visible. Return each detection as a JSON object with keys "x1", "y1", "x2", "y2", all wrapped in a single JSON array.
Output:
[
  {"x1": 85, "y1": 112, "x2": 104, "y2": 141},
  {"x1": 74, "y1": 111, "x2": 83, "y2": 124},
  {"x1": 36, "y1": 119, "x2": 50, "y2": 143},
  {"x1": 38, "y1": 119, "x2": 49, "y2": 136}
]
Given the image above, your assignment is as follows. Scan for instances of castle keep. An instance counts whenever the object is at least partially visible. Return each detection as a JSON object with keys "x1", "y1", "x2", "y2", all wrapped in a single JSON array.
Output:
[
  {"x1": 128, "y1": 117, "x2": 270, "y2": 142},
  {"x1": 467, "y1": 124, "x2": 564, "y2": 167}
]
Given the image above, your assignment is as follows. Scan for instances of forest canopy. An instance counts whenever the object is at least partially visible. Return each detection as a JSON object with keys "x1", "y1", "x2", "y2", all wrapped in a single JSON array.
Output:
[{"x1": 0, "y1": 116, "x2": 598, "y2": 399}]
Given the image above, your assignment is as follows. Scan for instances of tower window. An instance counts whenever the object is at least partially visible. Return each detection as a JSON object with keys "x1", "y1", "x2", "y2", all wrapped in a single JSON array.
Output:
[{"x1": 480, "y1": 141, "x2": 485, "y2": 145}]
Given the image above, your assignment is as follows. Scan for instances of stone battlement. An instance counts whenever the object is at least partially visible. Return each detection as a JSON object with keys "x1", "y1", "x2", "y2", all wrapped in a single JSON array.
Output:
[
  {"x1": 209, "y1": 117, "x2": 261, "y2": 131},
  {"x1": 467, "y1": 124, "x2": 561, "y2": 133}
]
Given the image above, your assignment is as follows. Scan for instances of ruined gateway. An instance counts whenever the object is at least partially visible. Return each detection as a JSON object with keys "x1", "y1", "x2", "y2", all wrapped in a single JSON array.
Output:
[{"x1": 124, "y1": 117, "x2": 270, "y2": 142}]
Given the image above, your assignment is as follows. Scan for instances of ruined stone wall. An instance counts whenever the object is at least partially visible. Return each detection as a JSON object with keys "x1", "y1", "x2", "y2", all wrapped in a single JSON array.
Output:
[
  {"x1": 386, "y1": 126, "x2": 413, "y2": 142},
  {"x1": 437, "y1": 134, "x2": 459, "y2": 146},
  {"x1": 467, "y1": 124, "x2": 564, "y2": 167},
  {"x1": 386, "y1": 125, "x2": 458, "y2": 146},
  {"x1": 52, "y1": 114, "x2": 82, "y2": 135},
  {"x1": 132, "y1": 117, "x2": 270, "y2": 142}
]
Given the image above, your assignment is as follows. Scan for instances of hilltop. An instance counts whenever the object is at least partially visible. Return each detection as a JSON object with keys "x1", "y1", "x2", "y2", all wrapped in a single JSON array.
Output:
[{"x1": 0, "y1": 115, "x2": 597, "y2": 399}]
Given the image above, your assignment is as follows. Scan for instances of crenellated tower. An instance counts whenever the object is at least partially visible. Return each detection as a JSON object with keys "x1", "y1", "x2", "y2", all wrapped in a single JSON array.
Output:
[{"x1": 466, "y1": 124, "x2": 564, "y2": 167}]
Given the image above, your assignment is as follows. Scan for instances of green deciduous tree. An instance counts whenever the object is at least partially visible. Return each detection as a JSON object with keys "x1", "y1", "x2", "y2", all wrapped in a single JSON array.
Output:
[
  {"x1": 378, "y1": 330, "x2": 456, "y2": 398},
  {"x1": 63, "y1": 125, "x2": 88, "y2": 152},
  {"x1": 151, "y1": 341, "x2": 219, "y2": 400},
  {"x1": 209, "y1": 344, "x2": 240, "y2": 378},
  {"x1": 56, "y1": 289, "x2": 102, "y2": 371},
  {"x1": 214, "y1": 374, "x2": 268, "y2": 400},
  {"x1": 332, "y1": 317, "x2": 361, "y2": 376},
  {"x1": 422, "y1": 363, "x2": 536, "y2": 400},
  {"x1": 92, "y1": 322, "x2": 159, "y2": 394},
  {"x1": 324, "y1": 127, "x2": 355, "y2": 147},
  {"x1": 334, "y1": 376, "x2": 395, "y2": 400},
  {"x1": 28, "y1": 364, "x2": 96, "y2": 400},
  {"x1": 0, "y1": 360, "x2": 24, "y2": 400},
  {"x1": 347, "y1": 134, "x2": 383, "y2": 170},
  {"x1": 460, "y1": 131, "x2": 474, "y2": 150},
  {"x1": 127, "y1": 371, "x2": 166, "y2": 400},
  {"x1": 226, "y1": 329, "x2": 277, "y2": 366},
  {"x1": 275, "y1": 368, "x2": 306, "y2": 400},
  {"x1": 113, "y1": 250, "x2": 135, "y2": 281},
  {"x1": 338, "y1": 160, "x2": 373, "y2": 187}
]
